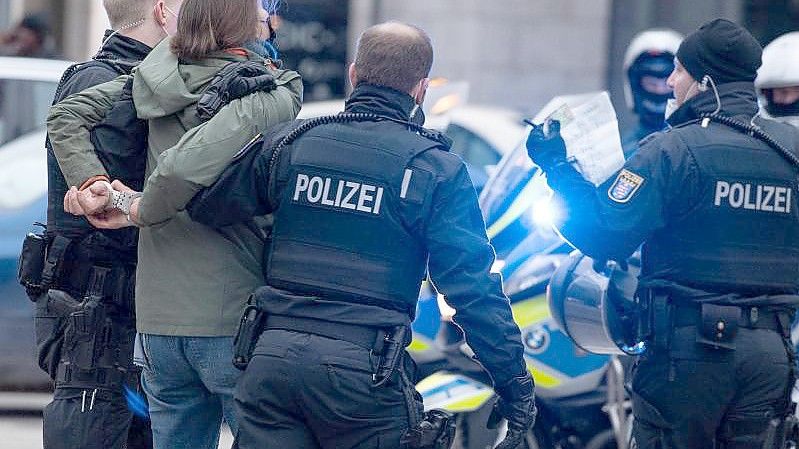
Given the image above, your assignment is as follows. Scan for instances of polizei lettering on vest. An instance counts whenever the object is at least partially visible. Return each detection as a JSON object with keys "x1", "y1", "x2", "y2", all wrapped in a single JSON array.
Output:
[
  {"x1": 293, "y1": 173, "x2": 384, "y2": 215},
  {"x1": 713, "y1": 181, "x2": 792, "y2": 214}
]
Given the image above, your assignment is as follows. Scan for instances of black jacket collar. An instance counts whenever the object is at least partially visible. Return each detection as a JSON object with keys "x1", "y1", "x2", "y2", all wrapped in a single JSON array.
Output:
[
  {"x1": 94, "y1": 30, "x2": 152, "y2": 64},
  {"x1": 344, "y1": 84, "x2": 420, "y2": 122},
  {"x1": 667, "y1": 81, "x2": 759, "y2": 127}
]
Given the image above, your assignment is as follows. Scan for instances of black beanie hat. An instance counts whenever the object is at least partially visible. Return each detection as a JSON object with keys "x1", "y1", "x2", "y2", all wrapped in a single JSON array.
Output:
[{"x1": 676, "y1": 19, "x2": 762, "y2": 85}]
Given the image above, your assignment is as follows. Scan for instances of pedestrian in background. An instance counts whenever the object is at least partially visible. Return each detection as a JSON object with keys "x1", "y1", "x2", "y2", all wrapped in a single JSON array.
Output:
[{"x1": 0, "y1": 13, "x2": 59, "y2": 58}]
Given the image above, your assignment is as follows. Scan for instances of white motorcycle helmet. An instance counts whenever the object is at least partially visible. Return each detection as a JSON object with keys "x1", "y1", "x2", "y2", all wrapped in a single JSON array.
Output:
[
  {"x1": 623, "y1": 29, "x2": 684, "y2": 115},
  {"x1": 756, "y1": 32, "x2": 799, "y2": 127}
]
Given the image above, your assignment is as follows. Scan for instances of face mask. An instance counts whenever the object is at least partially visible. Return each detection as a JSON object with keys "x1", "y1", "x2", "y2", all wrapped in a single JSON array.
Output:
[
  {"x1": 664, "y1": 98, "x2": 679, "y2": 120},
  {"x1": 765, "y1": 91, "x2": 799, "y2": 118}
]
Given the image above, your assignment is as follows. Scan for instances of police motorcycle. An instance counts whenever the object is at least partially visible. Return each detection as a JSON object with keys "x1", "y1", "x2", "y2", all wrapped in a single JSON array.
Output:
[{"x1": 414, "y1": 94, "x2": 634, "y2": 449}]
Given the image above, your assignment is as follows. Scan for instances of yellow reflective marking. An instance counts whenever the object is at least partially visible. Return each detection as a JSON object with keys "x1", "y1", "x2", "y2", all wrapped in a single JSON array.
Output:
[
  {"x1": 511, "y1": 294, "x2": 550, "y2": 328},
  {"x1": 407, "y1": 338, "x2": 431, "y2": 352},
  {"x1": 443, "y1": 392, "x2": 494, "y2": 412},
  {"x1": 416, "y1": 372, "x2": 452, "y2": 391},
  {"x1": 486, "y1": 179, "x2": 538, "y2": 239},
  {"x1": 528, "y1": 363, "x2": 561, "y2": 388}
]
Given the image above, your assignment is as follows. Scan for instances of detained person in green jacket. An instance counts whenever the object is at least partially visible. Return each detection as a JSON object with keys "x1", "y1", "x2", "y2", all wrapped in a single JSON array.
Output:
[{"x1": 46, "y1": 1, "x2": 302, "y2": 448}]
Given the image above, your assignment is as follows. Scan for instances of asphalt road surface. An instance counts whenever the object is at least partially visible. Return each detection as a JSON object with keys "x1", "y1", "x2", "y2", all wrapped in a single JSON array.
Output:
[{"x1": 0, "y1": 393, "x2": 234, "y2": 449}]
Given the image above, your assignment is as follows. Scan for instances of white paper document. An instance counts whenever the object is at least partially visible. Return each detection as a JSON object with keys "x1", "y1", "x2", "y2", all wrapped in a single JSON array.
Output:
[{"x1": 544, "y1": 92, "x2": 624, "y2": 186}]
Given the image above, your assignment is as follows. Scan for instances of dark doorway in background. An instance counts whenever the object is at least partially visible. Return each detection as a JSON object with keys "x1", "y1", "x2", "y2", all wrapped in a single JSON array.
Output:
[
  {"x1": 277, "y1": 0, "x2": 350, "y2": 101},
  {"x1": 744, "y1": 0, "x2": 799, "y2": 44}
]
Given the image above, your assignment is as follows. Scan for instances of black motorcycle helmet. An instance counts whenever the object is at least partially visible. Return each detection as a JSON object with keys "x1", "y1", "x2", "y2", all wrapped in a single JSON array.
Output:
[{"x1": 623, "y1": 29, "x2": 683, "y2": 129}]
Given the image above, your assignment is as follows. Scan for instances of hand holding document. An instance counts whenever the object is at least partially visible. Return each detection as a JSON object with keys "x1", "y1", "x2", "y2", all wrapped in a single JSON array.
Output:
[{"x1": 538, "y1": 92, "x2": 625, "y2": 186}]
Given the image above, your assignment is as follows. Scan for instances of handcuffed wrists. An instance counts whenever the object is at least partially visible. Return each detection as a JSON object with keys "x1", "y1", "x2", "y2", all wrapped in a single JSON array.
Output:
[{"x1": 109, "y1": 190, "x2": 143, "y2": 215}]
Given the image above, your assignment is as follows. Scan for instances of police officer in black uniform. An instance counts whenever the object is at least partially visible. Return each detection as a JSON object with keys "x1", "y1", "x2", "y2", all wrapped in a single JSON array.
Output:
[
  {"x1": 527, "y1": 19, "x2": 799, "y2": 449},
  {"x1": 38, "y1": 24, "x2": 152, "y2": 449},
  {"x1": 187, "y1": 21, "x2": 536, "y2": 449},
  {"x1": 27, "y1": 2, "x2": 182, "y2": 448}
]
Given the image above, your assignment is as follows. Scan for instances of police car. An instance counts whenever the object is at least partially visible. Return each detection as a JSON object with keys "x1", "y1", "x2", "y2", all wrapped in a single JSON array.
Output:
[{"x1": 0, "y1": 56, "x2": 72, "y2": 391}]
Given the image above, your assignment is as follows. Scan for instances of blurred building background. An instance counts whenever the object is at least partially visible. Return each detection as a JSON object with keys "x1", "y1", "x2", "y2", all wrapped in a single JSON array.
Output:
[{"x1": 1, "y1": 0, "x2": 798, "y2": 127}]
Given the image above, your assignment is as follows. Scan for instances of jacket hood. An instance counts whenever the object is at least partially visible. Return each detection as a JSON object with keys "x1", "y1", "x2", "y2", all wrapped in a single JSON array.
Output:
[
  {"x1": 132, "y1": 38, "x2": 257, "y2": 119},
  {"x1": 667, "y1": 81, "x2": 759, "y2": 127}
]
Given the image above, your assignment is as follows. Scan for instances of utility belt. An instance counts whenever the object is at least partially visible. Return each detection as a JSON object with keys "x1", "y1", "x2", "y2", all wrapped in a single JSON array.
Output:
[
  {"x1": 232, "y1": 293, "x2": 455, "y2": 449},
  {"x1": 54, "y1": 361, "x2": 138, "y2": 391},
  {"x1": 640, "y1": 290, "x2": 794, "y2": 352},
  {"x1": 24, "y1": 230, "x2": 139, "y2": 386},
  {"x1": 233, "y1": 296, "x2": 408, "y2": 386},
  {"x1": 19, "y1": 230, "x2": 135, "y2": 313}
]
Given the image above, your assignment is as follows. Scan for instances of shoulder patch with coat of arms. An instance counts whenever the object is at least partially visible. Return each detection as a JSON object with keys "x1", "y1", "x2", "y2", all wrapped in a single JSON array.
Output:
[{"x1": 608, "y1": 169, "x2": 645, "y2": 203}]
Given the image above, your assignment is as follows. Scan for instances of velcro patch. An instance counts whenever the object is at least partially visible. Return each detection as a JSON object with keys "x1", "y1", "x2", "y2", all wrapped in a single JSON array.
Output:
[{"x1": 608, "y1": 169, "x2": 644, "y2": 203}]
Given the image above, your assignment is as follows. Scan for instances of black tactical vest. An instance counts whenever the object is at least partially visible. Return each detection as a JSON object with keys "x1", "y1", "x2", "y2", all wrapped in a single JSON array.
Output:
[
  {"x1": 46, "y1": 59, "x2": 146, "y2": 264},
  {"x1": 643, "y1": 120, "x2": 799, "y2": 294},
  {"x1": 267, "y1": 118, "x2": 449, "y2": 315}
]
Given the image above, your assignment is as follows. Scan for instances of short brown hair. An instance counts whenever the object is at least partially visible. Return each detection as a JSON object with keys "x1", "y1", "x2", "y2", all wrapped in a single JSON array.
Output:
[
  {"x1": 170, "y1": 0, "x2": 260, "y2": 60},
  {"x1": 354, "y1": 22, "x2": 434, "y2": 93},
  {"x1": 103, "y1": 0, "x2": 152, "y2": 29}
]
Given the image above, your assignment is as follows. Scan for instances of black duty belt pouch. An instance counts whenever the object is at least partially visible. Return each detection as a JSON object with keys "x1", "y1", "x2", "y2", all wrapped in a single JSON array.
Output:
[
  {"x1": 18, "y1": 231, "x2": 48, "y2": 300},
  {"x1": 697, "y1": 303, "x2": 739, "y2": 349},
  {"x1": 233, "y1": 295, "x2": 267, "y2": 370}
]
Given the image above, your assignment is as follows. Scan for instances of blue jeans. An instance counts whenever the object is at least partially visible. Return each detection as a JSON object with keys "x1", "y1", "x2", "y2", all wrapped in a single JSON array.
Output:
[{"x1": 139, "y1": 334, "x2": 240, "y2": 449}]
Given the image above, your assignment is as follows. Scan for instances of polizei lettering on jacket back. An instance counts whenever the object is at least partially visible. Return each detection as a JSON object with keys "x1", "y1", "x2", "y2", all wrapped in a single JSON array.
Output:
[
  {"x1": 713, "y1": 181, "x2": 793, "y2": 213},
  {"x1": 293, "y1": 173, "x2": 385, "y2": 214}
]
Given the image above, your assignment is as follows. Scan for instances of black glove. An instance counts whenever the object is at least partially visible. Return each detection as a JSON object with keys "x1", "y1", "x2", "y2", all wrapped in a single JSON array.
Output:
[
  {"x1": 525, "y1": 119, "x2": 567, "y2": 172},
  {"x1": 197, "y1": 61, "x2": 278, "y2": 120},
  {"x1": 487, "y1": 373, "x2": 537, "y2": 449}
]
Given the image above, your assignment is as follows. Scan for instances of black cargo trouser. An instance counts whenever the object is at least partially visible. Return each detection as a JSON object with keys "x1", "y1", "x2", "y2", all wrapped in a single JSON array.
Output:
[
  {"x1": 43, "y1": 384, "x2": 152, "y2": 449},
  {"x1": 631, "y1": 326, "x2": 793, "y2": 449},
  {"x1": 35, "y1": 291, "x2": 152, "y2": 449},
  {"x1": 233, "y1": 329, "x2": 422, "y2": 449}
]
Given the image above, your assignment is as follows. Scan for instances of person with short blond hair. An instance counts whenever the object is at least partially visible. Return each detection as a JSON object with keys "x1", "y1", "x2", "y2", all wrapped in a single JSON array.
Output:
[
  {"x1": 47, "y1": 0, "x2": 302, "y2": 447},
  {"x1": 38, "y1": 2, "x2": 182, "y2": 449}
]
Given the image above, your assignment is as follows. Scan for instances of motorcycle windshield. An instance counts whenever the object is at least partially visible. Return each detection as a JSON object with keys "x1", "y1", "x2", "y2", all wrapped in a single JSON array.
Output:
[
  {"x1": 478, "y1": 130, "x2": 564, "y2": 266},
  {"x1": 479, "y1": 93, "x2": 605, "y2": 287}
]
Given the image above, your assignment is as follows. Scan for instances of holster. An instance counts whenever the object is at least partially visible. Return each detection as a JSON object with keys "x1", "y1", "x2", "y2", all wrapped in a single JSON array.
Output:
[
  {"x1": 372, "y1": 325, "x2": 409, "y2": 387},
  {"x1": 65, "y1": 297, "x2": 107, "y2": 372},
  {"x1": 400, "y1": 409, "x2": 456, "y2": 449},
  {"x1": 233, "y1": 295, "x2": 267, "y2": 370},
  {"x1": 640, "y1": 290, "x2": 674, "y2": 352},
  {"x1": 55, "y1": 267, "x2": 136, "y2": 389},
  {"x1": 35, "y1": 289, "x2": 81, "y2": 378}
]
